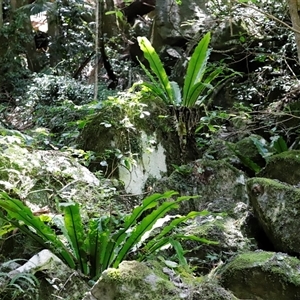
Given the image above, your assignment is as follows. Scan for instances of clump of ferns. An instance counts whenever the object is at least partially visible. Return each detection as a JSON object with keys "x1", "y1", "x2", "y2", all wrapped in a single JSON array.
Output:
[{"x1": 0, "y1": 260, "x2": 40, "y2": 300}]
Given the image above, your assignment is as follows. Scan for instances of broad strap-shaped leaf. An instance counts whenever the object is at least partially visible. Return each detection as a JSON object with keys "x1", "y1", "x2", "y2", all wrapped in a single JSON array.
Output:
[
  {"x1": 88, "y1": 217, "x2": 111, "y2": 279},
  {"x1": 183, "y1": 32, "x2": 211, "y2": 104},
  {"x1": 169, "y1": 238, "x2": 187, "y2": 266},
  {"x1": 186, "y1": 66, "x2": 225, "y2": 106},
  {"x1": 0, "y1": 193, "x2": 75, "y2": 269},
  {"x1": 112, "y1": 195, "x2": 191, "y2": 268},
  {"x1": 184, "y1": 81, "x2": 210, "y2": 108},
  {"x1": 60, "y1": 202, "x2": 88, "y2": 275},
  {"x1": 145, "y1": 210, "x2": 207, "y2": 252},
  {"x1": 170, "y1": 81, "x2": 182, "y2": 105},
  {"x1": 104, "y1": 191, "x2": 179, "y2": 268},
  {"x1": 141, "y1": 82, "x2": 169, "y2": 103},
  {"x1": 124, "y1": 191, "x2": 178, "y2": 228},
  {"x1": 138, "y1": 36, "x2": 174, "y2": 104},
  {"x1": 250, "y1": 136, "x2": 271, "y2": 159},
  {"x1": 227, "y1": 143, "x2": 261, "y2": 173},
  {"x1": 174, "y1": 234, "x2": 219, "y2": 245},
  {"x1": 271, "y1": 136, "x2": 288, "y2": 154},
  {"x1": 138, "y1": 58, "x2": 170, "y2": 103}
]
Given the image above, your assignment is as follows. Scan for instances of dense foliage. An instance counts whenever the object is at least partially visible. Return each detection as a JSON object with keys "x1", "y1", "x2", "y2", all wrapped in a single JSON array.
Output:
[
  {"x1": 0, "y1": 191, "x2": 215, "y2": 280},
  {"x1": 1, "y1": 0, "x2": 300, "y2": 298}
]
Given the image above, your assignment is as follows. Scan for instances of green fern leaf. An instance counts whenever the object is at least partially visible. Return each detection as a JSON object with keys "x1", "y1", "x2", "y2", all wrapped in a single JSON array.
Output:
[
  {"x1": 138, "y1": 36, "x2": 174, "y2": 104},
  {"x1": 183, "y1": 32, "x2": 211, "y2": 106}
]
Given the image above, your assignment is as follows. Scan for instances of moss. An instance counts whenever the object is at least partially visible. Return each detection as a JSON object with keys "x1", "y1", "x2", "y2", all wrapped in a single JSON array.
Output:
[
  {"x1": 98, "y1": 261, "x2": 177, "y2": 300},
  {"x1": 235, "y1": 135, "x2": 266, "y2": 167},
  {"x1": 247, "y1": 178, "x2": 300, "y2": 253},
  {"x1": 247, "y1": 177, "x2": 300, "y2": 207},
  {"x1": 105, "y1": 268, "x2": 123, "y2": 282},
  {"x1": 258, "y1": 150, "x2": 300, "y2": 184},
  {"x1": 224, "y1": 252, "x2": 300, "y2": 285},
  {"x1": 204, "y1": 139, "x2": 236, "y2": 161},
  {"x1": 220, "y1": 252, "x2": 300, "y2": 299},
  {"x1": 226, "y1": 251, "x2": 274, "y2": 270},
  {"x1": 79, "y1": 94, "x2": 204, "y2": 176}
]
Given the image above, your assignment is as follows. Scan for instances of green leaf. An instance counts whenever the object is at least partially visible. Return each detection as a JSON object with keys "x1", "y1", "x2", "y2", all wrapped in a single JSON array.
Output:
[
  {"x1": 113, "y1": 194, "x2": 190, "y2": 268},
  {"x1": 103, "y1": 191, "x2": 179, "y2": 269},
  {"x1": 124, "y1": 191, "x2": 178, "y2": 228},
  {"x1": 185, "y1": 81, "x2": 210, "y2": 107},
  {"x1": 250, "y1": 136, "x2": 271, "y2": 159},
  {"x1": 0, "y1": 223, "x2": 15, "y2": 236},
  {"x1": 60, "y1": 202, "x2": 88, "y2": 275},
  {"x1": 145, "y1": 210, "x2": 207, "y2": 253},
  {"x1": 0, "y1": 193, "x2": 75, "y2": 269},
  {"x1": 183, "y1": 32, "x2": 211, "y2": 105},
  {"x1": 174, "y1": 234, "x2": 219, "y2": 244},
  {"x1": 88, "y1": 217, "x2": 111, "y2": 279},
  {"x1": 169, "y1": 239, "x2": 187, "y2": 266},
  {"x1": 184, "y1": 65, "x2": 224, "y2": 107},
  {"x1": 271, "y1": 136, "x2": 288, "y2": 154},
  {"x1": 164, "y1": 260, "x2": 178, "y2": 268},
  {"x1": 138, "y1": 36, "x2": 174, "y2": 104},
  {"x1": 227, "y1": 143, "x2": 261, "y2": 173},
  {"x1": 170, "y1": 81, "x2": 182, "y2": 105},
  {"x1": 141, "y1": 82, "x2": 168, "y2": 101},
  {"x1": 138, "y1": 58, "x2": 169, "y2": 103}
]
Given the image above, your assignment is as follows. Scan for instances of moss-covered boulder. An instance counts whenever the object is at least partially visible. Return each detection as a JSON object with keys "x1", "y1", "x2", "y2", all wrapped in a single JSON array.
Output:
[
  {"x1": 234, "y1": 135, "x2": 266, "y2": 167},
  {"x1": 78, "y1": 94, "x2": 183, "y2": 174},
  {"x1": 258, "y1": 150, "x2": 300, "y2": 185},
  {"x1": 219, "y1": 251, "x2": 300, "y2": 299},
  {"x1": 82, "y1": 260, "x2": 238, "y2": 300},
  {"x1": 78, "y1": 93, "x2": 204, "y2": 194},
  {"x1": 247, "y1": 177, "x2": 300, "y2": 254},
  {"x1": 204, "y1": 139, "x2": 237, "y2": 162},
  {"x1": 153, "y1": 159, "x2": 248, "y2": 215},
  {"x1": 181, "y1": 210, "x2": 257, "y2": 273},
  {"x1": 0, "y1": 132, "x2": 101, "y2": 210}
]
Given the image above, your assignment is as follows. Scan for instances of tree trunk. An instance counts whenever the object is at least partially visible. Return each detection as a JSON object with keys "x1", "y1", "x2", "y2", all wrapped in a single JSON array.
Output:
[
  {"x1": 0, "y1": 0, "x2": 3, "y2": 29},
  {"x1": 94, "y1": 0, "x2": 99, "y2": 99},
  {"x1": 48, "y1": 1, "x2": 62, "y2": 67},
  {"x1": 288, "y1": 0, "x2": 300, "y2": 63},
  {"x1": 103, "y1": 0, "x2": 119, "y2": 38}
]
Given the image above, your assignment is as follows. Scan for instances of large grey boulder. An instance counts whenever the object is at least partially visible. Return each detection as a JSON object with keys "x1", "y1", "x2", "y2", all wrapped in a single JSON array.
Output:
[
  {"x1": 153, "y1": 159, "x2": 248, "y2": 214},
  {"x1": 0, "y1": 132, "x2": 101, "y2": 210},
  {"x1": 182, "y1": 207, "x2": 257, "y2": 269},
  {"x1": 152, "y1": 0, "x2": 210, "y2": 48},
  {"x1": 258, "y1": 150, "x2": 300, "y2": 185},
  {"x1": 82, "y1": 260, "x2": 238, "y2": 300},
  {"x1": 219, "y1": 251, "x2": 300, "y2": 300},
  {"x1": 247, "y1": 177, "x2": 300, "y2": 254}
]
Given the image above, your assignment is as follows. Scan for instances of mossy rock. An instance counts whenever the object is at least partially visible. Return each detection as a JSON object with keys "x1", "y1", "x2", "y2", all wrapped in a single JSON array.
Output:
[
  {"x1": 234, "y1": 135, "x2": 266, "y2": 167},
  {"x1": 219, "y1": 251, "x2": 300, "y2": 299},
  {"x1": 258, "y1": 150, "x2": 300, "y2": 185},
  {"x1": 204, "y1": 139, "x2": 237, "y2": 161},
  {"x1": 78, "y1": 95, "x2": 204, "y2": 175},
  {"x1": 247, "y1": 177, "x2": 300, "y2": 254},
  {"x1": 0, "y1": 134, "x2": 99, "y2": 209},
  {"x1": 82, "y1": 260, "x2": 238, "y2": 300},
  {"x1": 181, "y1": 212, "x2": 257, "y2": 274},
  {"x1": 153, "y1": 158, "x2": 248, "y2": 215}
]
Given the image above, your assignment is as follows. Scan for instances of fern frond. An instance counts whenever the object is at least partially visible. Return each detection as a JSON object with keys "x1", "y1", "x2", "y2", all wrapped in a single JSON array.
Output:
[{"x1": 138, "y1": 36, "x2": 174, "y2": 104}]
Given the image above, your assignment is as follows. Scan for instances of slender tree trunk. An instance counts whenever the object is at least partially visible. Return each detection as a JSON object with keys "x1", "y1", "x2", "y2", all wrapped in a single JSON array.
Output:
[
  {"x1": 94, "y1": 0, "x2": 99, "y2": 99},
  {"x1": 288, "y1": 0, "x2": 300, "y2": 63},
  {"x1": 48, "y1": 1, "x2": 62, "y2": 67},
  {"x1": 103, "y1": 0, "x2": 118, "y2": 38},
  {"x1": 0, "y1": 0, "x2": 3, "y2": 29}
]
